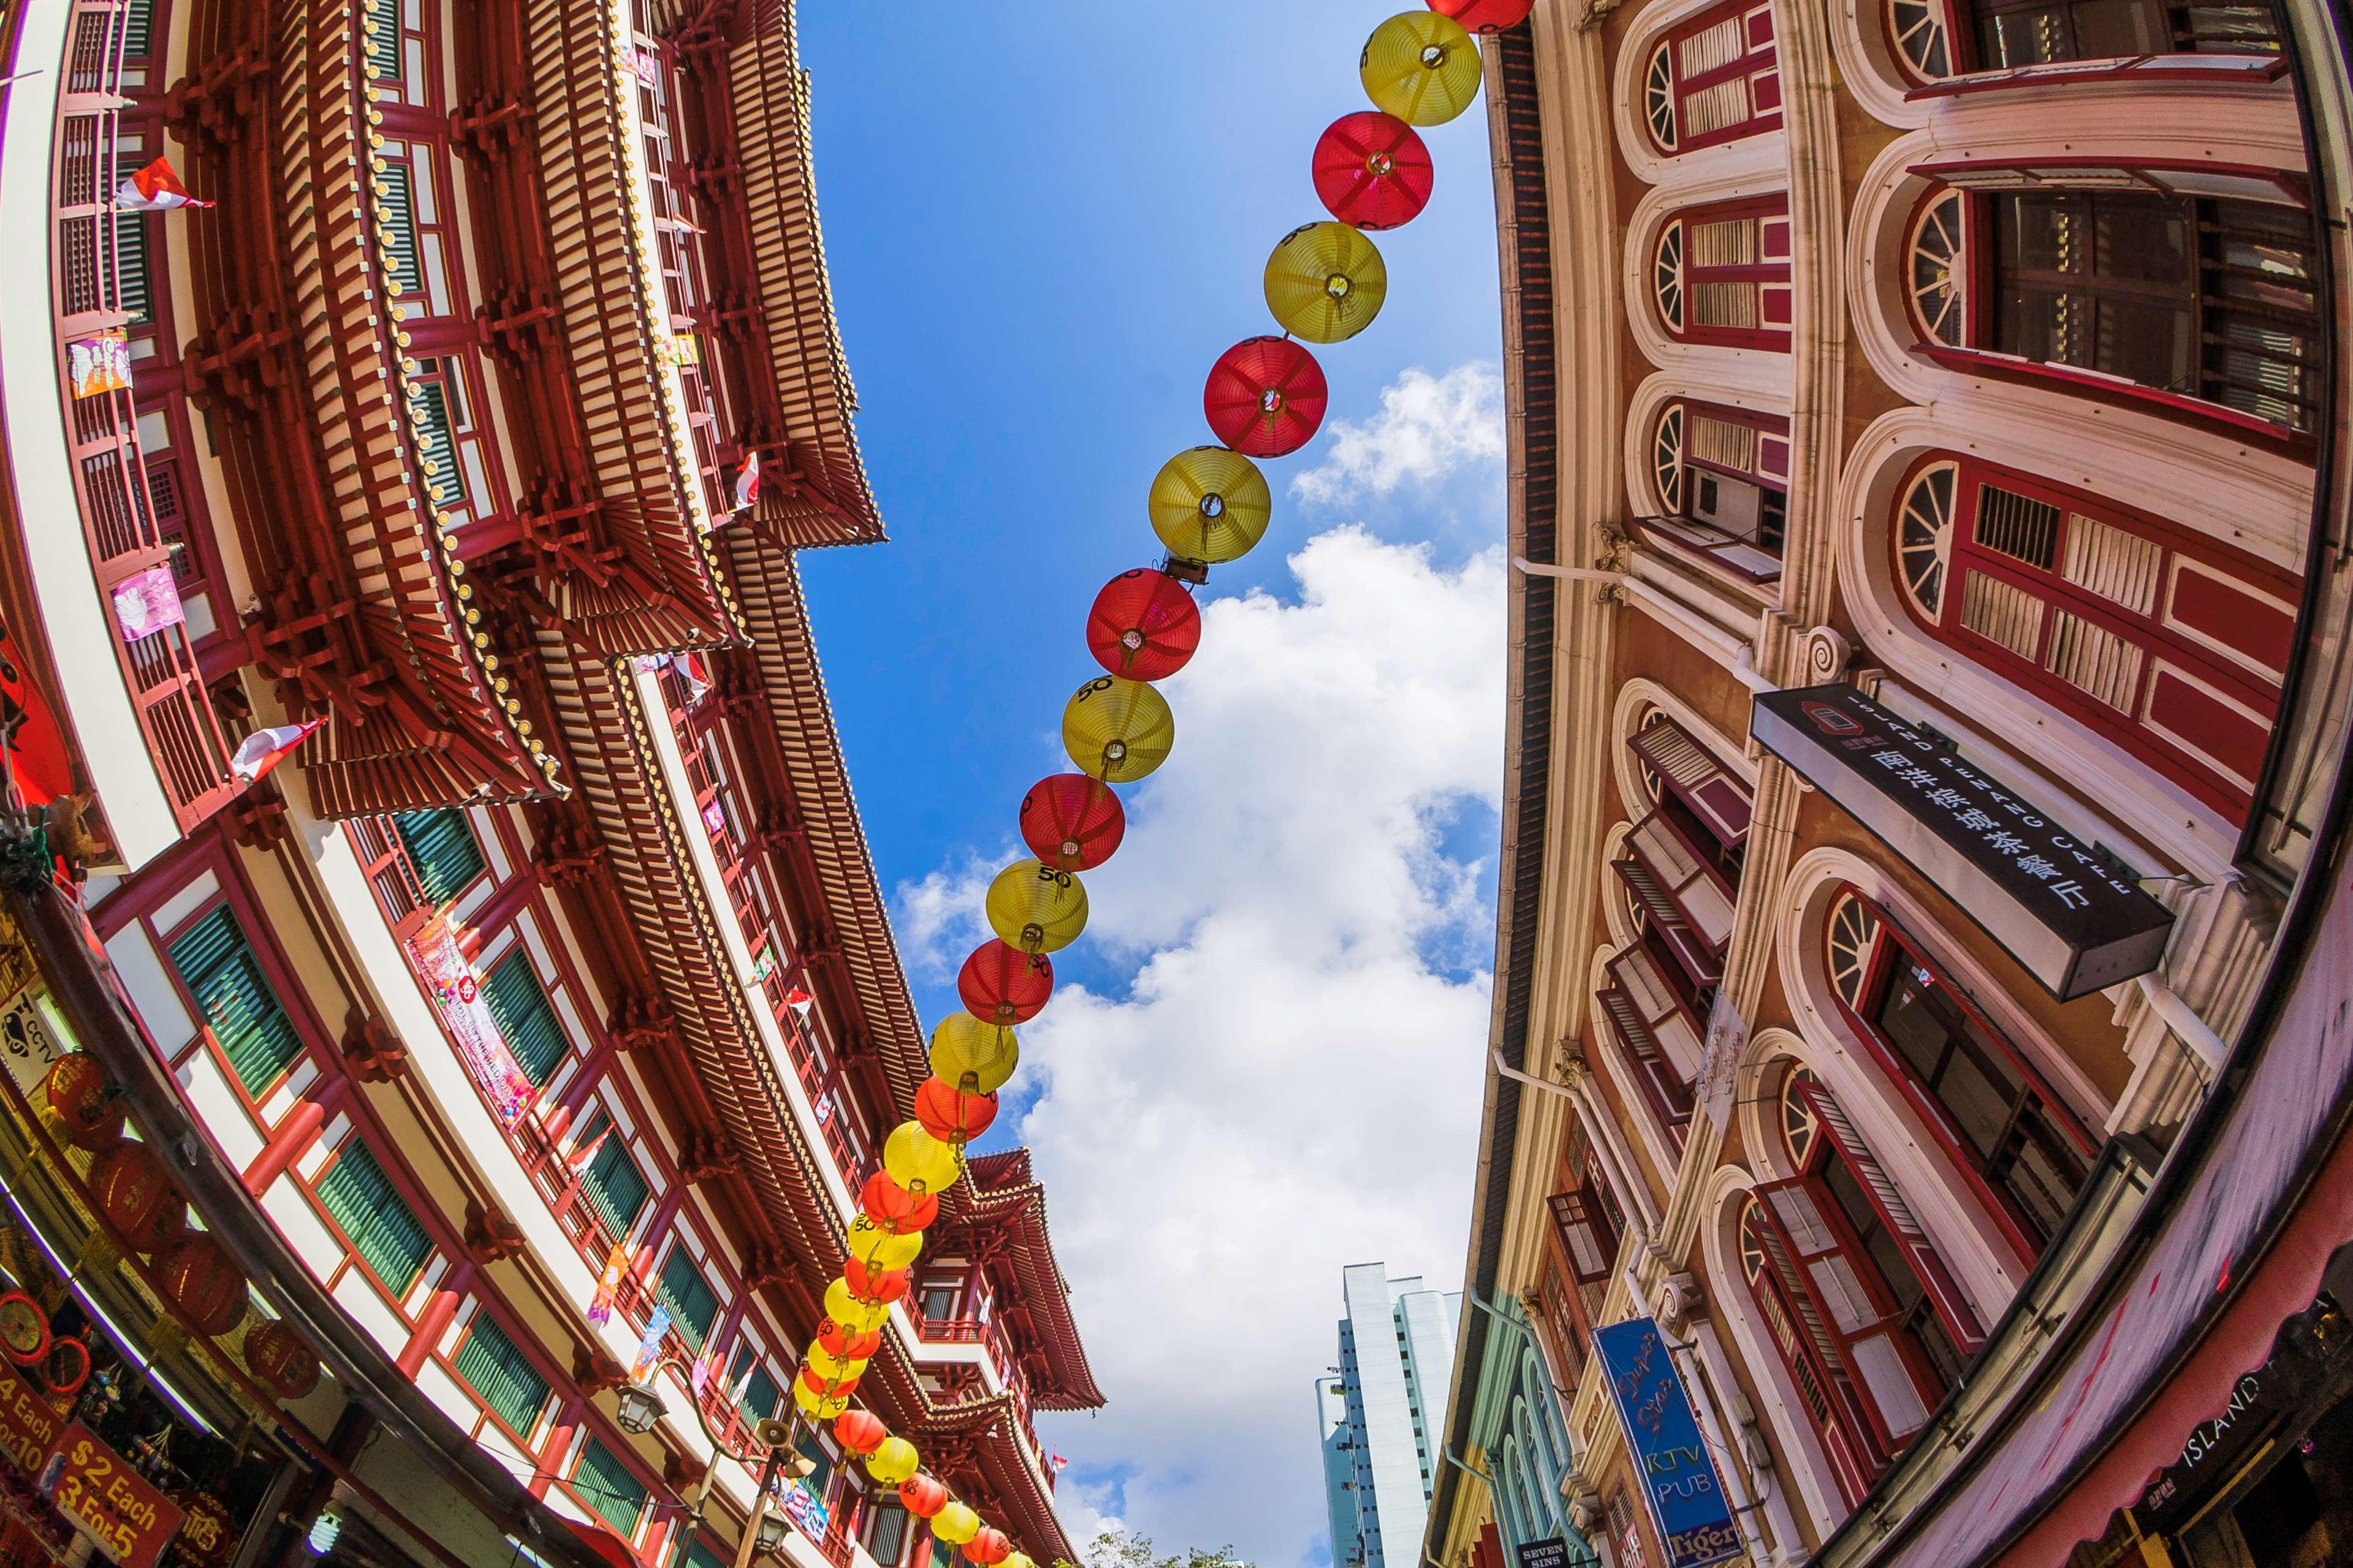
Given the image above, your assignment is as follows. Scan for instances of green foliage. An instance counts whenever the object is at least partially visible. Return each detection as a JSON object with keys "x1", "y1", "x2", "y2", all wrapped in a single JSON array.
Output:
[{"x1": 1060, "y1": 1528, "x2": 1253, "y2": 1568}]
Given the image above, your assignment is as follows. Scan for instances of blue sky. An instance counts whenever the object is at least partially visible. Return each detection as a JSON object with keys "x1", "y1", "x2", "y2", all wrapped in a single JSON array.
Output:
[{"x1": 794, "y1": 6, "x2": 1506, "y2": 1565}]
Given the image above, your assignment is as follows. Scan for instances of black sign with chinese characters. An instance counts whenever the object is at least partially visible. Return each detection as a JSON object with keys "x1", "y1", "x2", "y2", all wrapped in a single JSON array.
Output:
[{"x1": 1751, "y1": 686, "x2": 2175, "y2": 1000}]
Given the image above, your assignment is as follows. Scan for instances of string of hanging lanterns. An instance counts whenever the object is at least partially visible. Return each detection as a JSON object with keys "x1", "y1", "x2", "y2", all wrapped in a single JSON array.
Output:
[{"x1": 776, "y1": 4, "x2": 1530, "y2": 1560}]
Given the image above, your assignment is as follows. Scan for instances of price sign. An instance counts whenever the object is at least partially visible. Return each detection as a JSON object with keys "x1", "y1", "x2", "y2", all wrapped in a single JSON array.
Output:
[
  {"x1": 42, "y1": 1423, "x2": 184, "y2": 1568},
  {"x1": 0, "y1": 1360, "x2": 65, "y2": 1477}
]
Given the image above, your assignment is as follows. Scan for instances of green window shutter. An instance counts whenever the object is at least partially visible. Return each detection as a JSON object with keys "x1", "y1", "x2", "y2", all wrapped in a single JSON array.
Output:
[
  {"x1": 365, "y1": 0, "x2": 402, "y2": 83},
  {"x1": 408, "y1": 373, "x2": 468, "y2": 509},
  {"x1": 392, "y1": 808, "x2": 485, "y2": 904},
  {"x1": 454, "y1": 1314, "x2": 550, "y2": 1439},
  {"x1": 316, "y1": 1140, "x2": 433, "y2": 1296},
  {"x1": 672, "y1": 1539, "x2": 728, "y2": 1568},
  {"x1": 654, "y1": 1248, "x2": 720, "y2": 1353},
  {"x1": 377, "y1": 159, "x2": 422, "y2": 295},
  {"x1": 481, "y1": 951, "x2": 569, "y2": 1087},
  {"x1": 740, "y1": 1367, "x2": 780, "y2": 1425},
  {"x1": 113, "y1": 156, "x2": 151, "y2": 325},
  {"x1": 168, "y1": 906, "x2": 304, "y2": 1096},
  {"x1": 574, "y1": 1437, "x2": 648, "y2": 1540},
  {"x1": 121, "y1": 0, "x2": 156, "y2": 56},
  {"x1": 580, "y1": 1122, "x2": 651, "y2": 1240}
]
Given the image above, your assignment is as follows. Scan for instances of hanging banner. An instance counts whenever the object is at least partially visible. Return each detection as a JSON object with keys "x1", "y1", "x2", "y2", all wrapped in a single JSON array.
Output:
[
  {"x1": 778, "y1": 1474, "x2": 829, "y2": 1540},
  {"x1": 39, "y1": 1423, "x2": 184, "y2": 1568},
  {"x1": 1591, "y1": 1319, "x2": 1741, "y2": 1568},
  {"x1": 1750, "y1": 685, "x2": 2175, "y2": 999},
  {"x1": 67, "y1": 333, "x2": 131, "y2": 400},
  {"x1": 405, "y1": 909, "x2": 536, "y2": 1126},
  {"x1": 108, "y1": 566, "x2": 185, "y2": 643},
  {"x1": 1513, "y1": 1539, "x2": 1568, "y2": 1568},
  {"x1": 629, "y1": 1308, "x2": 670, "y2": 1382},
  {"x1": 587, "y1": 1242, "x2": 629, "y2": 1328}
]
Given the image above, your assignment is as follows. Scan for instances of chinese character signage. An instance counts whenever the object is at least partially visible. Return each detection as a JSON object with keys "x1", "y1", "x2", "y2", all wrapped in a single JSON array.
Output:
[
  {"x1": 1750, "y1": 686, "x2": 2175, "y2": 999},
  {"x1": 1592, "y1": 1319, "x2": 1741, "y2": 1568},
  {"x1": 778, "y1": 1475, "x2": 829, "y2": 1539},
  {"x1": 39, "y1": 1422, "x2": 184, "y2": 1568}
]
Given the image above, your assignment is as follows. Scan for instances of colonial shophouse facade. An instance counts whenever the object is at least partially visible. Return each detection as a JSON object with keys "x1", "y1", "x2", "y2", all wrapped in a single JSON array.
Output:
[
  {"x1": 0, "y1": 3, "x2": 1097, "y2": 1566},
  {"x1": 1428, "y1": 3, "x2": 2353, "y2": 1568}
]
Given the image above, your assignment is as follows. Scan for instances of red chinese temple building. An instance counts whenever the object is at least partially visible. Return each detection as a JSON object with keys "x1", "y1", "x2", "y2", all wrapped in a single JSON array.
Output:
[{"x1": 0, "y1": 3, "x2": 1100, "y2": 1566}]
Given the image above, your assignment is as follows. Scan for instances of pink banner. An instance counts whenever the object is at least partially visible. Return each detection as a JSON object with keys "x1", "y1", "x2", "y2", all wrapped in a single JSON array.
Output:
[
  {"x1": 110, "y1": 566, "x2": 184, "y2": 642},
  {"x1": 405, "y1": 909, "x2": 536, "y2": 1127}
]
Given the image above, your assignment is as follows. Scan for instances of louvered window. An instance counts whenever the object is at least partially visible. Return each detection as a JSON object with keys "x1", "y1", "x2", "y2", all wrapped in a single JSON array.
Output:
[
  {"x1": 1891, "y1": 454, "x2": 2296, "y2": 821},
  {"x1": 863, "y1": 1502, "x2": 912, "y2": 1567},
  {"x1": 1547, "y1": 1190, "x2": 1617, "y2": 1284},
  {"x1": 675, "y1": 1542, "x2": 729, "y2": 1568},
  {"x1": 376, "y1": 159, "x2": 422, "y2": 294},
  {"x1": 408, "y1": 366, "x2": 468, "y2": 509},
  {"x1": 740, "y1": 1366, "x2": 781, "y2": 1424},
  {"x1": 1641, "y1": 402, "x2": 1789, "y2": 583},
  {"x1": 481, "y1": 951, "x2": 569, "y2": 1087},
  {"x1": 1656, "y1": 198, "x2": 1792, "y2": 348},
  {"x1": 1969, "y1": 0, "x2": 2280, "y2": 69},
  {"x1": 574, "y1": 1437, "x2": 648, "y2": 1540},
  {"x1": 365, "y1": 0, "x2": 403, "y2": 82},
  {"x1": 121, "y1": 0, "x2": 156, "y2": 56},
  {"x1": 317, "y1": 1140, "x2": 432, "y2": 1295},
  {"x1": 1646, "y1": 0, "x2": 1782, "y2": 151},
  {"x1": 169, "y1": 906, "x2": 305, "y2": 1094},
  {"x1": 579, "y1": 1115, "x2": 652, "y2": 1240},
  {"x1": 655, "y1": 1248, "x2": 721, "y2": 1352},
  {"x1": 391, "y1": 808, "x2": 485, "y2": 905},
  {"x1": 455, "y1": 1314, "x2": 550, "y2": 1439},
  {"x1": 113, "y1": 157, "x2": 152, "y2": 325}
]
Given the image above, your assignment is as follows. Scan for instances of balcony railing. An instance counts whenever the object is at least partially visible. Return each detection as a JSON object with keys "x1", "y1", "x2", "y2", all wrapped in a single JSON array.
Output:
[{"x1": 52, "y1": 0, "x2": 240, "y2": 829}]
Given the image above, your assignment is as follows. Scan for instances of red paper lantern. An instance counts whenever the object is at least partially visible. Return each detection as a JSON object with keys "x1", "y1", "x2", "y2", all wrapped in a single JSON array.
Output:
[
  {"x1": 900, "y1": 1474, "x2": 949, "y2": 1519},
  {"x1": 89, "y1": 1138, "x2": 186, "y2": 1254},
  {"x1": 1313, "y1": 112, "x2": 1435, "y2": 230},
  {"x1": 861, "y1": 1172, "x2": 940, "y2": 1235},
  {"x1": 1019, "y1": 776, "x2": 1127, "y2": 876},
  {"x1": 843, "y1": 1258, "x2": 910, "y2": 1306},
  {"x1": 41, "y1": 1055, "x2": 120, "y2": 1152},
  {"x1": 1204, "y1": 336, "x2": 1328, "y2": 458},
  {"x1": 1086, "y1": 569, "x2": 1202, "y2": 682},
  {"x1": 1429, "y1": 0, "x2": 1535, "y2": 31},
  {"x1": 156, "y1": 1233, "x2": 245, "y2": 1338},
  {"x1": 915, "y1": 1078, "x2": 1000, "y2": 1143},
  {"x1": 835, "y1": 1409, "x2": 890, "y2": 1455},
  {"x1": 819, "y1": 1320, "x2": 884, "y2": 1361},
  {"x1": 967, "y1": 1529, "x2": 1013, "y2": 1566},
  {"x1": 801, "y1": 1363, "x2": 861, "y2": 1399},
  {"x1": 958, "y1": 941, "x2": 1055, "y2": 1025},
  {"x1": 243, "y1": 1319, "x2": 320, "y2": 1400}
]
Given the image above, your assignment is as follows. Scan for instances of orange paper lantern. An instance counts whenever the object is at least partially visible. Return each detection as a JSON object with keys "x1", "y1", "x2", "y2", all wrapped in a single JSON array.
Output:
[
  {"x1": 968, "y1": 1529, "x2": 1013, "y2": 1566},
  {"x1": 156, "y1": 1233, "x2": 244, "y2": 1338},
  {"x1": 835, "y1": 1409, "x2": 890, "y2": 1455},
  {"x1": 819, "y1": 1319, "x2": 884, "y2": 1361},
  {"x1": 958, "y1": 941, "x2": 1055, "y2": 1026},
  {"x1": 914, "y1": 1078, "x2": 999, "y2": 1143},
  {"x1": 900, "y1": 1474, "x2": 949, "y2": 1519},
  {"x1": 860, "y1": 1172, "x2": 940, "y2": 1236},
  {"x1": 843, "y1": 1258, "x2": 911, "y2": 1306},
  {"x1": 89, "y1": 1139, "x2": 186, "y2": 1254}
]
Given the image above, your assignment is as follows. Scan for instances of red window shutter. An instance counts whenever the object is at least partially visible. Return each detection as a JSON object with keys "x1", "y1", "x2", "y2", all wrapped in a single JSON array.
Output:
[
  {"x1": 1666, "y1": 0, "x2": 1783, "y2": 151},
  {"x1": 1548, "y1": 1189, "x2": 1617, "y2": 1285},
  {"x1": 1793, "y1": 1080, "x2": 1984, "y2": 1356},
  {"x1": 1750, "y1": 1178, "x2": 1943, "y2": 1458},
  {"x1": 1597, "y1": 982, "x2": 1697, "y2": 1132},
  {"x1": 1741, "y1": 1202, "x2": 1877, "y2": 1508},
  {"x1": 1630, "y1": 718, "x2": 1753, "y2": 846},
  {"x1": 1624, "y1": 808, "x2": 1738, "y2": 957}
]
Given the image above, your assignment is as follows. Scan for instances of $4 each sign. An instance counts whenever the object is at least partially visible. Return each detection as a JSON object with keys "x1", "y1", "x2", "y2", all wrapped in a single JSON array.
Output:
[{"x1": 40, "y1": 1423, "x2": 184, "y2": 1568}]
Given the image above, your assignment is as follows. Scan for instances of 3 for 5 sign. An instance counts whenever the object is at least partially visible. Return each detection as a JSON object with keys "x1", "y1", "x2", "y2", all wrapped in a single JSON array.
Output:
[{"x1": 40, "y1": 1423, "x2": 184, "y2": 1568}]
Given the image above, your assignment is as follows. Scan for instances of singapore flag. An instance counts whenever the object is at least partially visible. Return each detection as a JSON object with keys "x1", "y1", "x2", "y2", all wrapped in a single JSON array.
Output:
[
  {"x1": 115, "y1": 157, "x2": 213, "y2": 211},
  {"x1": 229, "y1": 719, "x2": 323, "y2": 782}
]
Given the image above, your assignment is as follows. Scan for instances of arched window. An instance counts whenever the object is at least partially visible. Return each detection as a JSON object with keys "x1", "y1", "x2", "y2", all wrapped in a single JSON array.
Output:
[
  {"x1": 1824, "y1": 889, "x2": 2100, "y2": 1252},
  {"x1": 1496, "y1": 1433, "x2": 1529, "y2": 1545},
  {"x1": 1903, "y1": 176, "x2": 2322, "y2": 439},
  {"x1": 1643, "y1": 0, "x2": 1783, "y2": 153},
  {"x1": 1739, "y1": 1066, "x2": 1983, "y2": 1506},
  {"x1": 1598, "y1": 717, "x2": 1754, "y2": 1141},
  {"x1": 1641, "y1": 400, "x2": 1792, "y2": 583},
  {"x1": 1887, "y1": 453, "x2": 2298, "y2": 821},
  {"x1": 1652, "y1": 197, "x2": 1793, "y2": 349}
]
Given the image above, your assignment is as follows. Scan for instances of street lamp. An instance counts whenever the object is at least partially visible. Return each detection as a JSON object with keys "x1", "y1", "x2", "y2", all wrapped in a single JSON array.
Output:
[{"x1": 609, "y1": 1354, "x2": 817, "y2": 1566}]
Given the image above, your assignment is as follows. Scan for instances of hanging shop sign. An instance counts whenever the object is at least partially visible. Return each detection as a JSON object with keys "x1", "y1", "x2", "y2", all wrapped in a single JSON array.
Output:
[
  {"x1": 1591, "y1": 1319, "x2": 1741, "y2": 1568},
  {"x1": 1750, "y1": 685, "x2": 2175, "y2": 1000},
  {"x1": 0, "y1": 982, "x2": 70, "y2": 1102},
  {"x1": 1514, "y1": 1537, "x2": 1569, "y2": 1568},
  {"x1": 39, "y1": 1423, "x2": 184, "y2": 1568}
]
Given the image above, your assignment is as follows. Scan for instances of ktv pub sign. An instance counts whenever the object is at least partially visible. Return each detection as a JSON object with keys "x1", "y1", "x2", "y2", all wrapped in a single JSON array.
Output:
[{"x1": 1592, "y1": 1319, "x2": 1741, "y2": 1568}]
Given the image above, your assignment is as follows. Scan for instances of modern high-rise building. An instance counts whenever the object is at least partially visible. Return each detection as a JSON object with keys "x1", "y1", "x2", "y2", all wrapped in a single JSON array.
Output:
[{"x1": 1320, "y1": 1264, "x2": 1461, "y2": 1568}]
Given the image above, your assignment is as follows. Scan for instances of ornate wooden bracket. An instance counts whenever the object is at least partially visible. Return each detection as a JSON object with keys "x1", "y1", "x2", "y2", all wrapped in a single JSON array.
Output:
[
  {"x1": 474, "y1": 285, "x2": 563, "y2": 369},
  {"x1": 678, "y1": 1133, "x2": 739, "y2": 1187},
  {"x1": 530, "y1": 819, "x2": 607, "y2": 888},
  {"x1": 162, "y1": 47, "x2": 271, "y2": 150},
  {"x1": 606, "y1": 989, "x2": 675, "y2": 1054},
  {"x1": 224, "y1": 783, "x2": 290, "y2": 852},
  {"x1": 448, "y1": 94, "x2": 535, "y2": 166},
  {"x1": 181, "y1": 307, "x2": 298, "y2": 419},
  {"x1": 750, "y1": 803, "x2": 805, "y2": 858},
  {"x1": 692, "y1": 290, "x2": 764, "y2": 346},
  {"x1": 514, "y1": 475, "x2": 623, "y2": 592},
  {"x1": 245, "y1": 569, "x2": 389, "y2": 724},
  {"x1": 683, "y1": 154, "x2": 745, "y2": 205},
  {"x1": 573, "y1": 1344, "x2": 628, "y2": 1396},
  {"x1": 340, "y1": 1009, "x2": 408, "y2": 1085},
  {"x1": 666, "y1": 1, "x2": 741, "y2": 77},
  {"x1": 463, "y1": 1199, "x2": 527, "y2": 1264},
  {"x1": 741, "y1": 1244, "x2": 789, "y2": 1293}
]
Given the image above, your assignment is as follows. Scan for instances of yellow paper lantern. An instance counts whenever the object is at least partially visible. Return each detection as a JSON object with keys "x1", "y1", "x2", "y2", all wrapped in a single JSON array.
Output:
[
  {"x1": 1062, "y1": 678, "x2": 1174, "y2": 784},
  {"x1": 1361, "y1": 12, "x2": 1481, "y2": 126},
  {"x1": 867, "y1": 1436, "x2": 921, "y2": 1486},
  {"x1": 805, "y1": 1346, "x2": 869, "y2": 1384},
  {"x1": 930, "y1": 1013, "x2": 1022, "y2": 1096},
  {"x1": 932, "y1": 1502, "x2": 981, "y2": 1545},
  {"x1": 795, "y1": 1381, "x2": 850, "y2": 1420},
  {"x1": 1264, "y1": 222, "x2": 1388, "y2": 344},
  {"x1": 884, "y1": 1120, "x2": 964, "y2": 1195},
  {"x1": 985, "y1": 858, "x2": 1091, "y2": 953},
  {"x1": 1149, "y1": 447, "x2": 1272, "y2": 565},
  {"x1": 1005, "y1": 1555, "x2": 1036, "y2": 1568},
  {"x1": 825, "y1": 1278, "x2": 891, "y2": 1332},
  {"x1": 847, "y1": 1216, "x2": 925, "y2": 1271}
]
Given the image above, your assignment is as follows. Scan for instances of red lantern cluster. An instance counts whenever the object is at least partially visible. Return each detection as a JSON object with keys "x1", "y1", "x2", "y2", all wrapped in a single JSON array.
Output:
[
  {"x1": 90, "y1": 1138, "x2": 186, "y2": 1254},
  {"x1": 156, "y1": 1233, "x2": 245, "y2": 1338},
  {"x1": 957, "y1": 941, "x2": 1055, "y2": 1025},
  {"x1": 1205, "y1": 336, "x2": 1329, "y2": 458},
  {"x1": 42, "y1": 1055, "x2": 121, "y2": 1152}
]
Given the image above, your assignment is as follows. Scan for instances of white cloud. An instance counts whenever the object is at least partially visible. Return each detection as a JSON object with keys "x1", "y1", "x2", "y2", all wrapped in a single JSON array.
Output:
[
  {"x1": 998, "y1": 528, "x2": 1506, "y2": 1568},
  {"x1": 1290, "y1": 364, "x2": 1503, "y2": 508},
  {"x1": 894, "y1": 848, "x2": 1002, "y2": 979}
]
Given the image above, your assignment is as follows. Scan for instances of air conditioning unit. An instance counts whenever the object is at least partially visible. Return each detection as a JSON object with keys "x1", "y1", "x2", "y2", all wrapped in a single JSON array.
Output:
[{"x1": 1690, "y1": 471, "x2": 1763, "y2": 537}]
